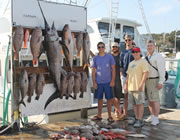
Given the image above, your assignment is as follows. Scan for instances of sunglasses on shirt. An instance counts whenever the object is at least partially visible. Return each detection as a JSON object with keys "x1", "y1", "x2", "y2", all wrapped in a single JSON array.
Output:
[{"x1": 98, "y1": 46, "x2": 105, "y2": 49}]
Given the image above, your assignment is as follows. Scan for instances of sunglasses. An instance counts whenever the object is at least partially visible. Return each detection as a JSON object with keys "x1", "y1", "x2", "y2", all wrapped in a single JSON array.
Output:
[
  {"x1": 98, "y1": 46, "x2": 105, "y2": 49},
  {"x1": 112, "y1": 46, "x2": 118, "y2": 48},
  {"x1": 125, "y1": 39, "x2": 132, "y2": 42},
  {"x1": 132, "y1": 51, "x2": 140, "y2": 54}
]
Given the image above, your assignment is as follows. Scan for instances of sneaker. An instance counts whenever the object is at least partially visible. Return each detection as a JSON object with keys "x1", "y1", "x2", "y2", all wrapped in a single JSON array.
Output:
[
  {"x1": 133, "y1": 120, "x2": 144, "y2": 128},
  {"x1": 128, "y1": 118, "x2": 137, "y2": 125},
  {"x1": 151, "y1": 117, "x2": 159, "y2": 126},
  {"x1": 145, "y1": 115, "x2": 154, "y2": 123}
]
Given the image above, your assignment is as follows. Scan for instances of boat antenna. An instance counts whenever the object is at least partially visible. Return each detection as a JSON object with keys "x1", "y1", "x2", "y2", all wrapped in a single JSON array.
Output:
[{"x1": 138, "y1": 0, "x2": 153, "y2": 40}]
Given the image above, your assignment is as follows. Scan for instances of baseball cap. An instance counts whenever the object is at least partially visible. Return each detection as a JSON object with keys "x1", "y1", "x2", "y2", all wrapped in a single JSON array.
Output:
[
  {"x1": 132, "y1": 47, "x2": 141, "y2": 52},
  {"x1": 111, "y1": 42, "x2": 119, "y2": 47}
]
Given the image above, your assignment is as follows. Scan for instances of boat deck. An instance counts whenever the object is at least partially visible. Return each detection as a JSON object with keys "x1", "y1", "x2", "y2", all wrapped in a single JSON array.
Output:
[{"x1": 0, "y1": 107, "x2": 180, "y2": 140}]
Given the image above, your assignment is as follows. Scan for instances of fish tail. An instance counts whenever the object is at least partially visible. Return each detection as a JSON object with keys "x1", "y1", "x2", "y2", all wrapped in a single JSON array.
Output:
[
  {"x1": 19, "y1": 100, "x2": 26, "y2": 107},
  {"x1": 33, "y1": 58, "x2": 38, "y2": 65},
  {"x1": 14, "y1": 53, "x2": 19, "y2": 60},
  {"x1": 24, "y1": 42, "x2": 27, "y2": 48},
  {"x1": 44, "y1": 90, "x2": 59, "y2": 109},
  {"x1": 35, "y1": 95, "x2": 40, "y2": 100},
  {"x1": 27, "y1": 96, "x2": 31, "y2": 103}
]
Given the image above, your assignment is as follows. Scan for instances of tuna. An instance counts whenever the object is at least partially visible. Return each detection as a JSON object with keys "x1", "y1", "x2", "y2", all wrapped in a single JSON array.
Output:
[
  {"x1": 19, "y1": 70, "x2": 29, "y2": 107},
  {"x1": 83, "y1": 33, "x2": 90, "y2": 70},
  {"x1": 80, "y1": 72, "x2": 88, "y2": 98},
  {"x1": 35, "y1": 73, "x2": 45, "y2": 100},
  {"x1": 13, "y1": 26, "x2": 24, "y2": 60},
  {"x1": 76, "y1": 32, "x2": 83, "y2": 56},
  {"x1": 30, "y1": 27, "x2": 43, "y2": 65},
  {"x1": 27, "y1": 73, "x2": 36, "y2": 103},
  {"x1": 62, "y1": 24, "x2": 74, "y2": 71},
  {"x1": 73, "y1": 72, "x2": 81, "y2": 99}
]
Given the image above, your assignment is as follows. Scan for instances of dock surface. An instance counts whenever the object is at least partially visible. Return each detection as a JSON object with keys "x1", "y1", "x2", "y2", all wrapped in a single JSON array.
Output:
[{"x1": 0, "y1": 107, "x2": 180, "y2": 140}]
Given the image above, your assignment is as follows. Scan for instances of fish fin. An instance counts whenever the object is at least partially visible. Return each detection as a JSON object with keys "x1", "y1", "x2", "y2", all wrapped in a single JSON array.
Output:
[
  {"x1": 27, "y1": 96, "x2": 31, "y2": 103},
  {"x1": 35, "y1": 95, "x2": 40, "y2": 100},
  {"x1": 44, "y1": 90, "x2": 59, "y2": 109}
]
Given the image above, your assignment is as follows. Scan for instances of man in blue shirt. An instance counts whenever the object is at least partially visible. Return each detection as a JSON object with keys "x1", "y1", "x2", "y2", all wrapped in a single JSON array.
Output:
[
  {"x1": 119, "y1": 34, "x2": 134, "y2": 120},
  {"x1": 91, "y1": 41, "x2": 115, "y2": 122}
]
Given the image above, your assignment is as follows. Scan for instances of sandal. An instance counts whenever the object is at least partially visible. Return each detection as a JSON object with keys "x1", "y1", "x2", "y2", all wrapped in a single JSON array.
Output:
[
  {"x1": 107, "y1": 117, "x2": 114, "y2": 123},
  {"x1": 91, "y1": 116, "x2": 102, "y2": 121}
]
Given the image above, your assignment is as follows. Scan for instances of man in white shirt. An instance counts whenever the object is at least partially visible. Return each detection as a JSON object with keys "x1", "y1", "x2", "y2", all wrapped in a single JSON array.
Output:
[{"x1": 145, "y1": 40, "x2": 165, "y2": 126}]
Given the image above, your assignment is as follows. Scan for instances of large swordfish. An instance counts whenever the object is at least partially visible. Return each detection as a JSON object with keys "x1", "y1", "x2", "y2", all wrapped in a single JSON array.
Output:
[{"x1": 37, "y1": 1, "x2": 64, "y2": 109}]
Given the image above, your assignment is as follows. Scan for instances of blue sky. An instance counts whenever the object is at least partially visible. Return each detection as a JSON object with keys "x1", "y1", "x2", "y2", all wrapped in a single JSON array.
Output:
[{"x1": 87, "y1": 0, "x2": 180, "y2": 34}]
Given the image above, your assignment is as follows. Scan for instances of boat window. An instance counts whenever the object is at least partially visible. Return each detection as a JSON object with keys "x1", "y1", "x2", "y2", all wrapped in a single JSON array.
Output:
[
  {"x1": 0, "y1": 17, "x2": 10, "y2": 33},
  {"x1": 87, "y1": 25, "x2": 94, "y2": 33},
  {"x1": 123, "y1": 25, "x2": 134, "y2": 39},
  {"x1": 98, "y1": 22, "x2": 109, "y2": 38},
  {"x1": 115, "y1": 23, "x2": 121, "y2": 39}
]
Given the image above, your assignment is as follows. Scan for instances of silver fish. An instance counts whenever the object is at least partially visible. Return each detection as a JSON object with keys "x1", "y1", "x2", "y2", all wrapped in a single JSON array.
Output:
[
  {"x1": 30, "y1": 27, "x2": 43, "y2": 65},
  {"x1": 13, "y1": 26, "x2": 24, "y2": 60},
  {"x1": 73, "y1": 72, "x2": 81, "y2": 99},
  {"x1": 35, "y1": 73, "x2": 45, "y2": 100},
  {"x1": 80, "y1": 72, "x2": 88, "y2": 98},
  {"x1": 27, "y1": 73, "x2": 36, "y2": 103},
  {"x1": 19, "y1": 70, "x2": 29, "y2": 107},
  {"x1": 62, "y1": 24, "x2": 74, "y2": 71},
  {"x1": 83, "y1": 33, "x2": 90, "y2": 69},
  {"x1": 76, "y1": 32, "x2": 83, "y2": 56}
]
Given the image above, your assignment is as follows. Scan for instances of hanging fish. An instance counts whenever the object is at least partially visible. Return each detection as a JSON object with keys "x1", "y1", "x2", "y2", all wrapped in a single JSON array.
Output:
[
  {"x1": 76, "y1": 32, "x2": 83, "y2": 56},
  {"x1": 13, "y1": 26, "x2": 24, "y2": 60},
  {"x1": 30, "y1": 27, "x2": 43, "y2": 65},
  {"x1": 35, "y1": 73, "x2": 45, "y2": 100},
  {"x1": 73, "y1": 72, "x2": 81, "y2": 99},
  {"x1": 80, "y1": 72, "x2": 88, "y2": 98},
  {"x1": 24, "y1": 29, "x2": 30, "y2": 48},
  {"x1": 19, "y1": 70, "x2": 29, "y2": 107},
  {"x1": 83, "y1": 33, "x2": 90, "y2": 70},
  {"x1": 27, "y1": 73, "x2": 36, "y2": 103}
]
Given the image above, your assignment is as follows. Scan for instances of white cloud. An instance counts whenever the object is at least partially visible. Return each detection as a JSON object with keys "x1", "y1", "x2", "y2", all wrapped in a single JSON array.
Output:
[{"x1": 152, "y1": 5, "x2": 172, "y2": 15}]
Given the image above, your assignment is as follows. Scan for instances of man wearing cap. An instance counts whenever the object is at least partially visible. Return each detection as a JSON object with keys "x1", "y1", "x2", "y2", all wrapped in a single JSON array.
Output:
[
  {"x1": 119, "y1": 34, "x2": 134, "y2": 120},
  {"x1": 91, "y1": 41, "x2": 116, "y2": 122},
  {"x1": 111, "y1": 42, "x2": 123, "y2": 118},
  {"x1": 144, "y1": 40, "x2": 165, "y2": 126},
  {"x1": 124, "y1": 47, "x2": 149, "y2": 128}
]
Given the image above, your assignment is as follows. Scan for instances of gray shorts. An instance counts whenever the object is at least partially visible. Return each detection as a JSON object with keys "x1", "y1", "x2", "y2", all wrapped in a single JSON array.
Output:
[
  {"x1": 145, "y1": 79, "x2": 160, "y2": 102},
  {"x1": 129, "y1": 91, "x2": 145, "y2": 105},
  {"x1": 121, "y1": 76, "x2": 128, "y2": 94}
]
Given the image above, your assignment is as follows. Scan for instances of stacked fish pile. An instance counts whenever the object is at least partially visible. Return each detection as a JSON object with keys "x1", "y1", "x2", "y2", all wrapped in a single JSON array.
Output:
[
  {"x1": 13, "y1": 1, "x2": 90, "y2": 110},
  {"x1": 48, "y1": 122, "x2": 147, "y2": 139}
]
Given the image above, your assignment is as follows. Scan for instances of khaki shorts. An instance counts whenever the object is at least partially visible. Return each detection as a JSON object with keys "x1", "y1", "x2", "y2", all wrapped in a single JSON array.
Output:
[
  {"x1": 121, "y1": 76, "x2": 128, "y2": 94},
  {"x1": 145, "y1": 79, "x2": 159, "y2": 102},
  {"x1": 129, "y1": 91, "x2": 145, "y2": 105}
]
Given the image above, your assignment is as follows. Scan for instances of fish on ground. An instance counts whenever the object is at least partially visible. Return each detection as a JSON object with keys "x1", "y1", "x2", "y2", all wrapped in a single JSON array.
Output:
[
  {"x1": 35, "y1": 73, "x2": 45, "y2": 100},
  {"x1": 19, "y1": 70, "x2": 29, "y2": 107},
  {"x1": 76, "y1": 32, "x2": 83, "y2": 56},
  {"x1": 73, "y1": 72, "x2": 81, "y2": 99},
  {"x1": 24, "y1": 29, "x2": 30, "y2": 48},
  {"x1": 13, "y1": 26, "x2": 24, "y2": 60},
  {"x1": 61, "y1": 24, "x2": 74, "y2": 71},
  {"x1": 80, "y1": 72, "x2": 88, "y2": 98},
  {"x1": 27, "y1": 73, "x2": 36, "y2": 103},
  {"x1": 82, "y1": 33, "x2": 90, "y2": 70},
  {"x1": 30, "y1": 27, "x2": 43, "y2": 65}
]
